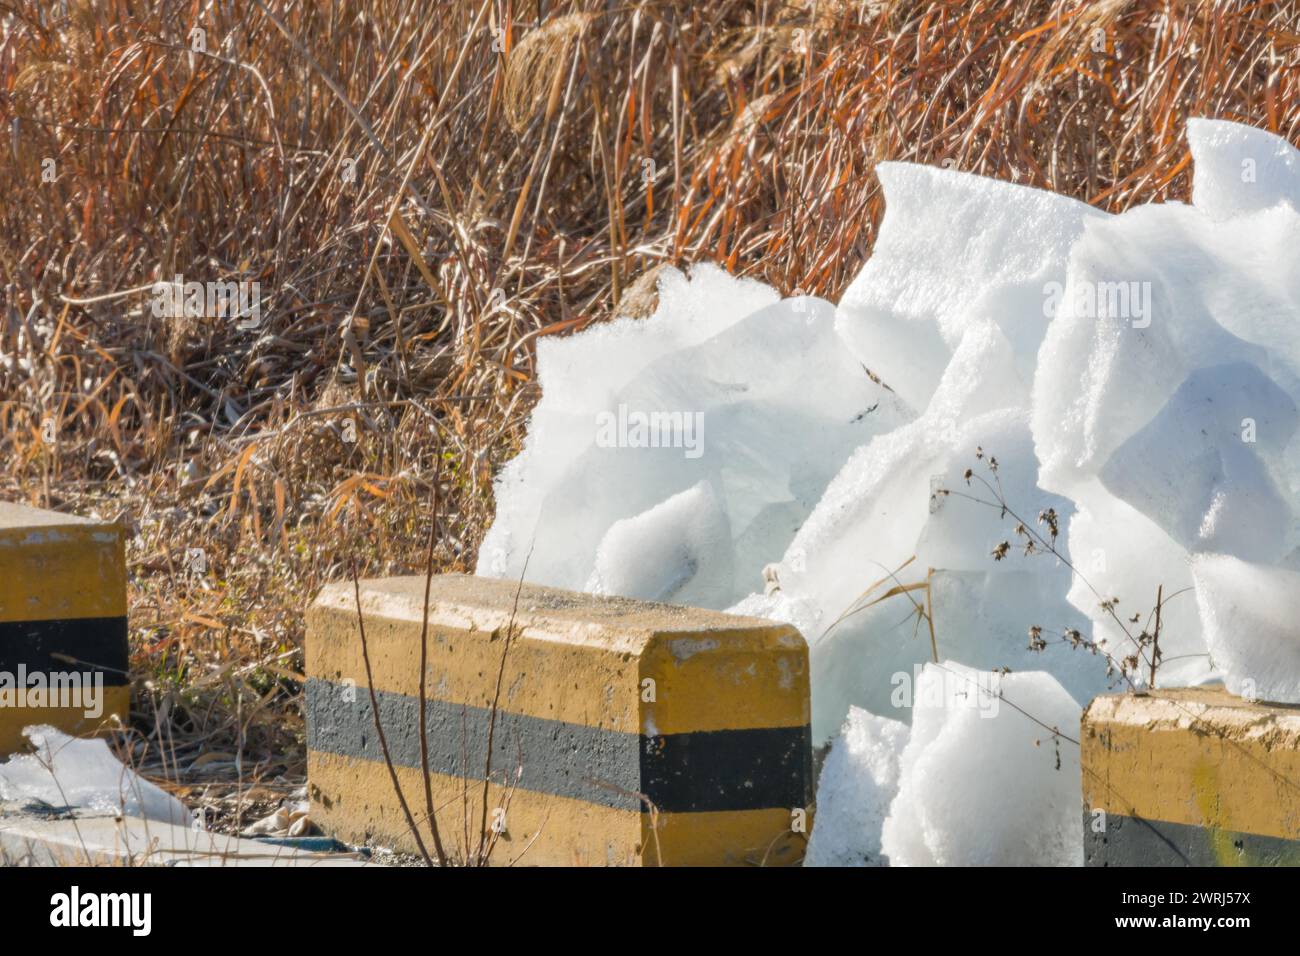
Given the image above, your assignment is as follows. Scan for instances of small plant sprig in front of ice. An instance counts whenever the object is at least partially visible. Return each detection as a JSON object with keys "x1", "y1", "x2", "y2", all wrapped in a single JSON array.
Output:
[{"x1": 933, "y1": 447, "x2": 1182, "y2": 691}]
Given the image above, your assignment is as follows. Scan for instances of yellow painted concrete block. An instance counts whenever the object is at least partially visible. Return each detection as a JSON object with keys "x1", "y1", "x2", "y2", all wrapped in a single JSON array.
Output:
[
  {"x1": 306, "y1": 574, "x2": 813, "y2": 865},
  {"x1": 0, "y1": 502, "x2": 129, "y2": 755},
  {"x1": 1082, "y1": 687, "x2": 1300, "y2": 866}
]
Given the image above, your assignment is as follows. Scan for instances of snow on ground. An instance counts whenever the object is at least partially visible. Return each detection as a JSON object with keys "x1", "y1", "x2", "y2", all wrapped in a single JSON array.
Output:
[
  {"x1": 805, "y1": 706, "x2": 907, "y2": 867},
  {"x1": 477, "y1": 118, "x2": 1300, "y2": 864},
  {"x1": 0, "y1": 726, "x2": 192, "y2": 827}
]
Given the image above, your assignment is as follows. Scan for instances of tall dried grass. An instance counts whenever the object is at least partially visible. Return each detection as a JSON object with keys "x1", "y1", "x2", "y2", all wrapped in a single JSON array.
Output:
[{"x1": 0, "y1": 0, "x2": 1296, "y2": 808}]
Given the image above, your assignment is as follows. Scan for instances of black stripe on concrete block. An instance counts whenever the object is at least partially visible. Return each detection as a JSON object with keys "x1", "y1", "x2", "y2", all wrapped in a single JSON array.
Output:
[
  {"x1": 307, "y1": 678, "x2": 643, "y2": 810},
  {"x1": 1084, "y1": 810, "x2": 1300, "y2": 866},
  {"x1": 640, "y1": 726, "x2": 813, "y2": 813},
  {"x1": 306, "y1": 678, "x2": 812, "y2": 814},
  {"x1": 0, "y1": 616, "x2": 129, "y2": 683}
]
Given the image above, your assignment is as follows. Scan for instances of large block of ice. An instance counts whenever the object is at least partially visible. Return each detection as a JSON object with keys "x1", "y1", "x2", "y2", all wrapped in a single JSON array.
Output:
[
  {"x1": 1189, "y1": 118, "x2": 1300, "y2": 221},
  {"x1": 806, "y1": 568, "x2": 1106, "y2": 744},
  {"x1": 761, "y1": 399, "x2": 1099, "y2": 741},
  {"x1": 880, "y1": 662, "x2": 1083, "y2": 866},
  {"x1": 478, "y1": 264, "x2": 780, "y2": 584},
  {"x1": 761, "y1": 326, "x2": 1033, "y2": 639},
  {"x1": 836, "y1": 163, "x2": 1106, "y2": 411},
  {"x1": 1033, "y1": 201, "x2": 1300, "y2": 498},
  {"x1": 1099, "y1": 362, "x2": 1297, "y2": 564},
  {"x1": 1062, "y1": 482, "x2": 1213, "y2": 689},
  {"x1": 586, "y1": 480, "x2": 733, "y2": 607},
  {"x1": 478, "y1": 270, "x2": 908, "y2": 608},
  {"x1": 1192, "y1": 554, "x2": 1300, "y2": 703}
]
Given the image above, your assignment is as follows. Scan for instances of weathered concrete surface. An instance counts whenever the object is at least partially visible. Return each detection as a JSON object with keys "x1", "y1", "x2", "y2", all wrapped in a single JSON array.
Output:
[
  {"x1": 1082, "y1": 687, "x2": 1300, "y2": 866},
  {"x1": 0, "y1": 502, "x2": 129, "y2": 755},
  {"x1": 0, "y1": 801, "x2": 370, "y2": 866},
  {"x1": 307, "y1": 574, "x2": 812, "y2": 865}
]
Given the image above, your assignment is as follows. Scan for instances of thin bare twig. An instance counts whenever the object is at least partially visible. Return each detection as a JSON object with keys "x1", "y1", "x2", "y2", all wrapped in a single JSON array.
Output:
[{"x1": 350, "y1": 558, "x2": 433, "y2": 866}]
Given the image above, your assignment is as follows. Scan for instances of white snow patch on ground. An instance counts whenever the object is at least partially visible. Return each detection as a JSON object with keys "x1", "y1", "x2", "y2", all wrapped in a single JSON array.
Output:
[
  {"x1": 804, "y1": 707, "x2": 908, "y2": 867},
  {"x1": 0, "y1": 726, "x2": 192, "y2": 827}
]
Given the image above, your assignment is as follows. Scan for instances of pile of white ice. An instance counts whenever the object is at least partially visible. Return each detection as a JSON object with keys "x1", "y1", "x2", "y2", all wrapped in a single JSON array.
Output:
[
  {"x1": 806, "y1": 664, "x2": 1083, "y2": 866},
  {"x1": 478, "y1": 118, "x2": 1300, "y2": 864},
  {"x1": 0, "y1": 726, "x2": 192, "y2": 827}
]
